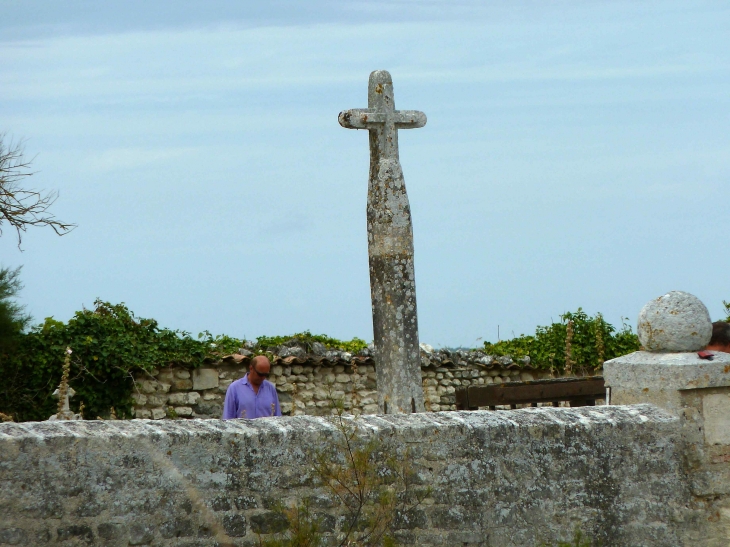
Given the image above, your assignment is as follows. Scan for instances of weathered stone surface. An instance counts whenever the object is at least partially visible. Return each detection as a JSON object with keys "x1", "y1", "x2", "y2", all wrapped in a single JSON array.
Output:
[
  {"x1": 0, "y1": 406, "x2": 688, "y2": 546},
  {"x1": 604, "y1": 350, "x2": 730, "y2": 412},
  {"x1": 605, "y1": 349, "x2": 730, "y2": 544},
  {"x1": 340, "y1": 70, "x2": 426, "y2": 414},
  {"x1": 193, "y1": 368, "x2": 219, "y2": 391},
  {"x1": 637, "y1": 291, "x2": 712, "y2": 352}
]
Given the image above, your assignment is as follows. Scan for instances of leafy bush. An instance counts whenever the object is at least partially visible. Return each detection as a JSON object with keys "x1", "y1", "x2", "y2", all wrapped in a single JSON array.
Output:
[
  {"x1": 256, "y1": 331, "x2": 368, "y2": 354},
  {"x1": 483, "y1": 309, "x2": 640, "y2": 372},
  {"x1": 0, "y1": 300, "x2": 242, "y2": 421}
]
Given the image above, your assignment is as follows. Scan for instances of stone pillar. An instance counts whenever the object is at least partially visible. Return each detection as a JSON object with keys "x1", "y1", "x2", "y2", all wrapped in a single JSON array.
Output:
[{"x1": 604, "y1": 291, "x2": 730, "y2": 546}]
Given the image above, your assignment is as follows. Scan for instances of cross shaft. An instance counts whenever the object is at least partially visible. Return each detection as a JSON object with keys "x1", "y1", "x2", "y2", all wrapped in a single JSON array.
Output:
[{"x1": 338, "y1": 70, "x2": 427, "y2": 414}]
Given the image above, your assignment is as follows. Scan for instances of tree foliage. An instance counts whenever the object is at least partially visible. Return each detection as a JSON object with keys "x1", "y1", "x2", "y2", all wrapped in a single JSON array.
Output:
[
  {"x1": 0, "y1": 266, "x2": 30, "y2": 352},
  {"x1": 0, "y1": 300, "x2": 242, "y2": 422},
  {"x1": 0, "y1": 135, "x2": 75, "y2": 247}
]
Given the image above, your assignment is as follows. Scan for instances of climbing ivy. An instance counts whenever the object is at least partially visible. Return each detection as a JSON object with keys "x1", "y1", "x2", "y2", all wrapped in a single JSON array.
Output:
[
  {"x1": 256, "y1": 331, "x2": 368, "y2": 354},
  {"x1": 0, "y1": 300, "x2": 242, "y2": 422},
  {"x1": 482, "y1": 309, "x2": 640, "y2": 372}
]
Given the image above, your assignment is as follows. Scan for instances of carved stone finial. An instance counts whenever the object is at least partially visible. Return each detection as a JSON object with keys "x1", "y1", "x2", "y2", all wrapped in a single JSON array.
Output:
[{"x1": 637, "y1": 291, "x2": 712, "y2": 352}]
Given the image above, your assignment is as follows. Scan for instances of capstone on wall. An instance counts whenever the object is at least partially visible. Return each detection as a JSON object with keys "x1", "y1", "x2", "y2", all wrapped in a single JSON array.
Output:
[
  {"x1": 131, "y1": 347, "x2": 594, "y2": 420},
  {"x1": 0, "y1": 405, "x2": 685, "y2": 546}
]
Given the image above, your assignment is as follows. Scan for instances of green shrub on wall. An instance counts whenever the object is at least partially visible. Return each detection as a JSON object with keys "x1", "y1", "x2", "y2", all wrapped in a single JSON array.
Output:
[
  {"x1": 0, "y1": 300, "x2": 243, "y2": 422},
  {"x1": 483, "y1": 309, "x2": 640, "y2": 372}
]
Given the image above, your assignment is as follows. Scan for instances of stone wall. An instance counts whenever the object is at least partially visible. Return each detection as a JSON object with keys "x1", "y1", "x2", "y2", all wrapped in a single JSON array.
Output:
[
  {"x1": 132, "y1": 347, "x2": 592, "y2": 420},
  {"x1": 0, "y1": 404, "x2": 686, "y2": 546}
]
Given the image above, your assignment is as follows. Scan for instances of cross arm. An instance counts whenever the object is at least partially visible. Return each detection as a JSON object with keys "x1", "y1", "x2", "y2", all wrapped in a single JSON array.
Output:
[
  {"x1": 338, "y1": 109, "x2": 381, "y2": 129},
  {"x1": 394, "y1": 110, "x2": 427, "y2": 129},
  {"x1": 338, "y1": 109, "x2": 427, "y2": 129}
]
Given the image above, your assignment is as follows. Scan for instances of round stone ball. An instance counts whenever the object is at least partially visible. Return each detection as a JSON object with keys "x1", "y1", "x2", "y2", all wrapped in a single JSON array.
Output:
[{"x1": 637, "y1": 291, "x2": 712, "y2": 352}]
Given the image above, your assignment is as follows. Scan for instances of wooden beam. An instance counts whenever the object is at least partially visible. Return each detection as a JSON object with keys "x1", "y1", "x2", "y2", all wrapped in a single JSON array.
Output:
[{"x1": 455, "y1": 376, "x2": 605, "y2": 410}]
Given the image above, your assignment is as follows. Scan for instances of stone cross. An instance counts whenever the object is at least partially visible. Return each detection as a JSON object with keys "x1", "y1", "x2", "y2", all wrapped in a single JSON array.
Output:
[
  {"x1": 339, "y1": 70, "x2": 426, "y2": 414},
  {"x1": 49, "y1": 386, "x2": 76, "y2": 421}
]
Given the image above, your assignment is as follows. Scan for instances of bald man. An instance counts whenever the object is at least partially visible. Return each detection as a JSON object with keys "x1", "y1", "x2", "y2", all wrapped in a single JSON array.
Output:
[
  {"x1": 706, "y1": 321, "x2": 730, "y2": 353},
  {"x1": 222, "y1": 355, "x2": 282, "y2": 419}
]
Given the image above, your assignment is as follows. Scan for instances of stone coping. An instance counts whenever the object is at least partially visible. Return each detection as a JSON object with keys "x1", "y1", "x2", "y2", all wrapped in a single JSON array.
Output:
[
  {"x1": 605, "y1": 350, "x2": 730, "y2": 390},
  {"x1": 218, "y1": 348, "x2": 536, "y2": 371},
  {"x1": 0, "y1": 403, "x2": 675, "y2": 441}
]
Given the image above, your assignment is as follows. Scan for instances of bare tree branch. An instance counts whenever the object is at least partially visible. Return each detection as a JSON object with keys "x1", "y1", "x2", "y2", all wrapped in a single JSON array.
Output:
[{"x1": 0, "y1": 134, "x2": 76, "y2": 249}]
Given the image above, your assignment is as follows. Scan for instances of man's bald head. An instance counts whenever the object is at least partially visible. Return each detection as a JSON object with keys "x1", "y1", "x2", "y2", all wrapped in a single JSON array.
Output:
[{"x1": 250, "y1": 355, "x2": 271, "y2": 369}]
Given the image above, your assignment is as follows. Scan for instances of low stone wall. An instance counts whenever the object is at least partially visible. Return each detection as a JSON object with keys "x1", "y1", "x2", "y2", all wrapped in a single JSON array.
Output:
[
  {"x1": 0, "y1": 405, "x2": 685, "y2": 546},
  {"x1": 132, "y1": 349, "x2": 589, "y2": 420}
]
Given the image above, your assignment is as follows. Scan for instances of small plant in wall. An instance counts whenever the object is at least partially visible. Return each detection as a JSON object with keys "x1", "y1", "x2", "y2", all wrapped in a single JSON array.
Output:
[{"x1": 259, "y1": 396, "x2": 430, "y2": 546}]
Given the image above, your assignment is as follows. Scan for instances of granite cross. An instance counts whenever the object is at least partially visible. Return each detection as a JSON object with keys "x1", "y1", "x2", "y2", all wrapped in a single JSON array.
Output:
[{"x1": 339, "y1": 70, "x2": 426, "y2": 414}]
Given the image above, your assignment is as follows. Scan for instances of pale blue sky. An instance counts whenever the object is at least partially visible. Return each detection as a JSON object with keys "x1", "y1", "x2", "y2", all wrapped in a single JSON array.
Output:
[{"x1": 1, "y1": 1, "x2": 729, "y2": 346}]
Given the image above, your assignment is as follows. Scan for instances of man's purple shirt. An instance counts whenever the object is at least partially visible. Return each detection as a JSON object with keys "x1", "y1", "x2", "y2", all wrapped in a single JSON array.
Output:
[{"x1": 222, "y1": 373, "x2": 282, "y2": 420}]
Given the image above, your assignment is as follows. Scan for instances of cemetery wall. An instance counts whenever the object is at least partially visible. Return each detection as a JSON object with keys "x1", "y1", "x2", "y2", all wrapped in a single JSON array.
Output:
[
  {"x1": 131, "y1": 349, "x2": 589, "y2": 420},
  {"x1": 0, "y1": 404, "x2": 687, "y2": 546}
]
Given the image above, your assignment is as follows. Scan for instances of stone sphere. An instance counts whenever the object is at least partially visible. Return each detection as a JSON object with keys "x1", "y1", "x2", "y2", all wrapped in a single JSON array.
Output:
[{"x1": 637, "y1": 291, "x2": 712, "y2": 352}]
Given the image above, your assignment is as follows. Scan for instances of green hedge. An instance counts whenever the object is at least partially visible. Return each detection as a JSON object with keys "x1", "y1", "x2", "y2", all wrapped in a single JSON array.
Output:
[{"x1": 0, "y1": 301, "x2": 369, "y2": 422}]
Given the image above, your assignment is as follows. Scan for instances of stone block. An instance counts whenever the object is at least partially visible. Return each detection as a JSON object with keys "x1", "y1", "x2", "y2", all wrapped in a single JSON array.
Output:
[
  {"x1": 194, "y1": 401, "x2": 222, "y2": 417},
  {"x1": 157, "y1": 371, "x2": 174, "y2": 383},
  {"x1": 128, "y1": 523, "x2": 154, "y2": 545},
  {"x1": 168, "y1": 392, "x2": 201, "y2": 406},
  {"x1": 704, "y1": 392, "x2": 730, "y2": 445},
  {"x1": 97, "y1": 522, "x2": 127, "y2": 542},
  {"x1": 151, "y1": 408, "x2": 166, "y2": 420},
  {"x1": 174, "y1": 406, "x2": 193, "y2": 417},
  {"x1": 223, "y1": 514, "x2": 247, "y2": 537},
  {"x1": 160, "y1": 518, "x2": 193, "y2": 538},
  {"x1": 138, "y1": 380, "x2": 158, "y2": 394},
  {"x1": 134, "y1": 409, "x2": 151, "y2": 419},
  {"x1": 147, "y1": 394, "x2": 167, "y2": 406},
  {"x1": 57, "y1": 525, "x2": 93, "y2": 542},
  {"x1": 520, "y1": 372, "x2": 535, "y2": 382},
  {"x1": 171, "y1": 379, "x2": 193, "y2": 391},
  {"x1": 132, "y1": 393, "x2": 147, "y2": 406},
  {"x1": 175, "y1": 369, "x2": 191, "y2": 379},
  {"x1": 250, "y1": 511, "x2": 288, "y2": 534},
  {"x1": 193, "y1": 368, "x2": 219, "y2": 390},
  {"x1": 0, "y1": 528, "x2": 26, "y2": 545}
]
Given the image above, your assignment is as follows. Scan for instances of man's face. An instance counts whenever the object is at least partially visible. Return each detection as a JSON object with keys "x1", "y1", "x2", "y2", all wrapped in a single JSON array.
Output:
[{"x1": 248, "y1": 359, "x2": 271, "y2": 386}]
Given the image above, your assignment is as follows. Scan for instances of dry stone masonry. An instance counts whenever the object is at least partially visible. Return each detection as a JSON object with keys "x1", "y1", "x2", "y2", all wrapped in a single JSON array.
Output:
[{"x1": 131, "y1": 345, "x2": 567, "y2": 420}]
